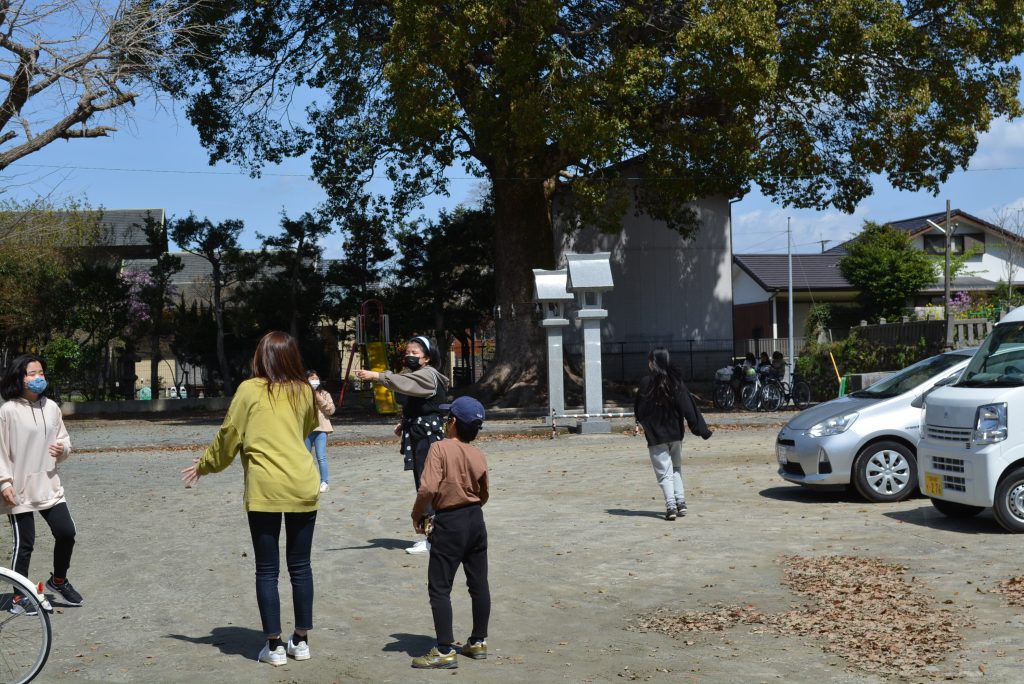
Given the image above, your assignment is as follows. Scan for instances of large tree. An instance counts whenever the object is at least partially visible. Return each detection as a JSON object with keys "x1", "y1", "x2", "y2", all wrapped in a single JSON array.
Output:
[{"x1": 161, "y1": 1, "x2": 1024, "y2": 398}]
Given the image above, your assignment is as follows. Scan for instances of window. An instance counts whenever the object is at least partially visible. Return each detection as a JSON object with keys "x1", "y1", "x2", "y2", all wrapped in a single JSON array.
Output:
[{"x1": 923, "y1": 233, "x2": 985, "y2": 255}]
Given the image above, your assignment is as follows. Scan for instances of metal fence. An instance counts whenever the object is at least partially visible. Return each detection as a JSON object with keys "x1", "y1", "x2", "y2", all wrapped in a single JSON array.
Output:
[{"x1": 565, "y1": 339, "x2": 737, "y2": 384}]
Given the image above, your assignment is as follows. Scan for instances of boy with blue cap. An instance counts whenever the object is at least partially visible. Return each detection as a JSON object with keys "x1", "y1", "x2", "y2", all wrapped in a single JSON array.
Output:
[{"x1": 410, "y1": 395, "x2": 490, "y2": 669}]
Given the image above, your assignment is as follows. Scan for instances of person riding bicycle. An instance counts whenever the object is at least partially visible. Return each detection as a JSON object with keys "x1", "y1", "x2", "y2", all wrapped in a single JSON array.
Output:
[{"x1": 770, "y1": 351, "x2": 786, "y2": 381}]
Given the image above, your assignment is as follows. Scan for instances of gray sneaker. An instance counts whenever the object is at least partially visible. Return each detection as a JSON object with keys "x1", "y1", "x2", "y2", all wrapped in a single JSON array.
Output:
[
  {"x1": 664, "y1": 507, "x2": 677, "y2": 521},
  {"x1": 676, "y1": 501, "x2": 687, "y2": 517}
]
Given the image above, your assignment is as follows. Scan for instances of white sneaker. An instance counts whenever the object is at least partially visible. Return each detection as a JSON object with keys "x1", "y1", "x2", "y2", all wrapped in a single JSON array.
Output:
[
  {"x1": 258, "y1": 642, "x2": 287, "y2": 666},
  {"x1": 287, "y1": 637, "x2": 310, "y2": 660},
  {"x1": 406, "y1": 538, "x2": 431, "y2": 554},
  {"x1": 319, "y1": 482, "x2": 329, "y2": 493}
]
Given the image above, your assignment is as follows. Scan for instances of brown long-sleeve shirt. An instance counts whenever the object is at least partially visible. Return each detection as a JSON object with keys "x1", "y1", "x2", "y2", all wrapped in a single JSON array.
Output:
[{"x1": 411, "y1": 438, "x2": 489, "y2": 522}]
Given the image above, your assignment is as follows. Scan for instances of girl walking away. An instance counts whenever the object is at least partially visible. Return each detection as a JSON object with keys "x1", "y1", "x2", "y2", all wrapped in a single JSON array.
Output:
[
  {"x1": 181, "y1": 331, "x2": 320, "y2": 667},
  {"x1": 305, "y1": 370, "x2": 335, "y2": 493},
  {"x1": 634, "y1": 348, "x2": 713, "y2": 521},
  {"x1": 355, "y1": 335, "x2": 450, "y2": 554},
  {"x1": 0, "y1": 354, "x2": 84, "y2": 610}
]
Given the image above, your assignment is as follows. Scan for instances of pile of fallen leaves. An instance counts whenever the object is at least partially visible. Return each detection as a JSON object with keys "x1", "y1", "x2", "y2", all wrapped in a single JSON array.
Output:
[
  {"x1": 629, "y1": 554, "x2": 973, "y2": 679},
  {"x1": 991, "y1": 575, "x2": 1024, "y2": 607}
]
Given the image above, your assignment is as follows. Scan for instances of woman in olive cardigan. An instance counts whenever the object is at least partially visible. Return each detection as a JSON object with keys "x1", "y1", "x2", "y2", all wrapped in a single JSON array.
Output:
[{"x1": 182, "y1": 331, "x2": 319, "y2": 667}]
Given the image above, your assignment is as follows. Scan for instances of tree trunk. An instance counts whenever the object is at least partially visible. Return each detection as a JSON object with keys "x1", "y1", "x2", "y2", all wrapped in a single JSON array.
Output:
[
  {"x1": 477, "y1": 177, "x2": 555, "y2": 406},
  {"x1": 212, "y1": 264, "x2": 233, "y2": 395}
]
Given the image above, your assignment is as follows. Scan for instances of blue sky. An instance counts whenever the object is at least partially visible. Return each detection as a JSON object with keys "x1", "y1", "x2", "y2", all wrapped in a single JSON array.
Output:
[{"x1": 5, "y1": 95, "x2": 1024, "y2": 258}]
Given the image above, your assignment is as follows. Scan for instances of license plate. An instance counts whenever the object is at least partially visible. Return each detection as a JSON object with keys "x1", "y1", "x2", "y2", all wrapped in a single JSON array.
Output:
[
  {"x1": 776, "y1": 444, "x2": 791, "y2": 465},
  {"x1": 924, "y1": 472, "x2": 943, "y2": 497}
]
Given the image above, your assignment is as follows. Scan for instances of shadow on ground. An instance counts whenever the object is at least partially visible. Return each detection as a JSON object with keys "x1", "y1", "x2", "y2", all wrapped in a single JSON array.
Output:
[
  {"x1": 166, "y1": 626, "x2": 264, "y2": 658},
  {"x1": 883, "y1": 505, "x2": 1002, "y2": 535},
  {"x1": 758, "y1": 485, "x2": 862, "y2": 504},
  {"x1": 382, "y1": 632, "x2": 435, "y2": 656},
  {"x1": 332, "y1": 538, "x2": 410, "y2": 551},
  {"x1": 606, "y1": 508, "x2": 665, "y2": 519}
]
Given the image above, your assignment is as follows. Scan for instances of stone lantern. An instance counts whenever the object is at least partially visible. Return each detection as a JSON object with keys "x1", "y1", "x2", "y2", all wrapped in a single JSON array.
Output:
[
  {"x1": 532, "y1": 268, "x2": 574, "y2": 420},
  {"x1": 565, "y1": 252, "x2": 614, "y2": 434}
]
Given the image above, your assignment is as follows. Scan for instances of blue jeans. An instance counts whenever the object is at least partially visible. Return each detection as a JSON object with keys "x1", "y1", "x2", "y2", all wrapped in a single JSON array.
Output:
[
  {"x1": 305, "y1": 431, "x2": 329, "y2": 483},
  {"x1": 247, "y1": 511, "x2": 317, "y2": 637}
]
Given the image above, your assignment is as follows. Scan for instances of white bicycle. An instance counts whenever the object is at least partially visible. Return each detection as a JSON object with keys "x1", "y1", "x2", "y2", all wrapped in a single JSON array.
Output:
[{"x1": 0, "y1": 567, "x2": 52, "y2": 684}]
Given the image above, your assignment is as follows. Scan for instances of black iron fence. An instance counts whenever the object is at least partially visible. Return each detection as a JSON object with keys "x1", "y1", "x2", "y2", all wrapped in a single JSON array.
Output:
[{"x1": 565, "y1": 339, "x2": 737, "y2": 384}]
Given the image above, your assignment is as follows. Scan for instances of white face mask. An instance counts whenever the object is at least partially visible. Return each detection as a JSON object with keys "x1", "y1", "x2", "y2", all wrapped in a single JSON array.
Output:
[{"x1": 310, "y1": 380, "x2": 320, "y2": 389}]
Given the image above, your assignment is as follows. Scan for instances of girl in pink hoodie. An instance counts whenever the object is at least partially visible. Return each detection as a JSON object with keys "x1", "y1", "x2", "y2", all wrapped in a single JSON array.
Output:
[{"x1": 0, "y1": 354, "x2": 83, "y2": 610}]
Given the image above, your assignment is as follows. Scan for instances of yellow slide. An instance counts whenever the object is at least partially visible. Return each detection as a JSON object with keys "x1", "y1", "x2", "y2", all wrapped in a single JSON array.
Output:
[{"x1": 365, "y1": 341, "x2": 398, "y2": 414}]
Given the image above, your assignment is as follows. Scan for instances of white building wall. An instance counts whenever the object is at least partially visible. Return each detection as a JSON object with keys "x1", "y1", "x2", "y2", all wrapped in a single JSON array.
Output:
[
  {"x1": 554, "y1": 195, "x2": 733, "y2": 344},
  {"x1": 732, "y1": 267, "x2": 770, "y2": 305}
]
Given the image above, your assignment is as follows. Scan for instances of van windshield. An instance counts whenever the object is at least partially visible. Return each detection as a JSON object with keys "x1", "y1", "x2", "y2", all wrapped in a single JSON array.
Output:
[
  {"x1": 849, "y1": 352, "x2": 967, "y2": 398},
  {"x1": 957, "y1": 322, "x2": 1024, "y2": 387}
]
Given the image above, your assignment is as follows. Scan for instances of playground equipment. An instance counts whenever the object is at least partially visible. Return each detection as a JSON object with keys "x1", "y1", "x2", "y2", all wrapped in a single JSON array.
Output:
[{"x1": 338, "y1": 299, "x2": 399, "y2": 414}]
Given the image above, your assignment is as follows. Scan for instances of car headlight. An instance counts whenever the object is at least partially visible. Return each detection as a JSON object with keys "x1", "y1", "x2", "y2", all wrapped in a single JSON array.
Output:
[
  {"x1": 808, "y1": 412, "x2": 859, "y2": 437},
  {"x1": 974, "y1": 403, "x2": 1007, "y2": 444}
]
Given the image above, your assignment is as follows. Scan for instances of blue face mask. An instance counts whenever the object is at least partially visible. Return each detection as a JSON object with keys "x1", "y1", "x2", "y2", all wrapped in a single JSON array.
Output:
[{"x1": 26, "y1": 377, "x2": 47, "y2": 394}]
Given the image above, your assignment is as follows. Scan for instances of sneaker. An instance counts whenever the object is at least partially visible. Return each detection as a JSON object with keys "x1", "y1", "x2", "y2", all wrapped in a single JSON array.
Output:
[
  {"x1": 461, "y1": 638, "x2": 487, "y2": 660},
  {"x1": 8, "y1": 596, "x2": 37, "y2": 616},
  {"x1": 45, "y1": 575, "x2": 83, "y2": 606},
  {"x1": 665, "y1": 506, "x2": 677, "y2": 521},
  {"x1": 257, "y1": 642, "x2": 287, "y2": 666},
  {"x1": 411, "y1": 646, "x2": 458, "y2": 669},
  {"x1": 406, "y1": 538, "x2": 430, "y2": 555},
  {"x1": 677, "y1": 501, "x2": 688, "y2": 517},
  {"x1": 319, "y1": 481, "x2": 329, "y2": 493},
  {"x1": 287, "y1": 637, "x2": 310, "y2": 660}
]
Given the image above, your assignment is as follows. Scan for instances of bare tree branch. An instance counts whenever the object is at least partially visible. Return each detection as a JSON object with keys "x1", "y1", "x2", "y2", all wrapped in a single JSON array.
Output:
[{"x1": 0, "y1": 0, "x2": 217, "y2": 172}]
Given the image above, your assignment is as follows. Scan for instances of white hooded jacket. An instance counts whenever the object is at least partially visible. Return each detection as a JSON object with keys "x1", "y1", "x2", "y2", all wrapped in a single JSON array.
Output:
[{"x1": 0, "y1": 396, "x2": 71, "y2": 514}]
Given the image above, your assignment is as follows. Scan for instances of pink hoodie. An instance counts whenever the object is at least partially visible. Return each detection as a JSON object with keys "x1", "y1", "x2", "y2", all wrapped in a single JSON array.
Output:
[{"x1": 0, "y1": 396, "x2": 71, "y2": 514}]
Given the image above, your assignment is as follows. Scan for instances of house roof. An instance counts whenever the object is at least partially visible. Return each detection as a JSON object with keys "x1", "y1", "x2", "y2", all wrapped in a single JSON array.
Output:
[
  {"x1": 91, "y1": 208, "x2": 164, "y2": 251},
  {"x1": 825, "y1": 208, "x2": 1021, "y2": 255},
  {"x1": 733, "y1": 253, "x2": 851, "y2": 291}
]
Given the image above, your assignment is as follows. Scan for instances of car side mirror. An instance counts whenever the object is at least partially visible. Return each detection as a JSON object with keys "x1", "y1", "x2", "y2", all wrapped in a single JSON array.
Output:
[{"x1": 911, "y1": 374, "x2": 960, "y2": 409}]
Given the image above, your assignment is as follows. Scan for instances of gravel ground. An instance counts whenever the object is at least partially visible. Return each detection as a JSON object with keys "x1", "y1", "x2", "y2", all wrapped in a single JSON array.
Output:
[{"x1": 15, "y1": 410, "x2": 1024, "y2": 683}]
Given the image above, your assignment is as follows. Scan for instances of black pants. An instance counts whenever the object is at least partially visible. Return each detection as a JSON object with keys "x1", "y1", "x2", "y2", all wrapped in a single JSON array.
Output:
[
  {"x1": 427, "y1": 504, "x2": 489, "y2": 646},
  {"x1": 9, "y1": 502, "x2": 77, "y2": 580}
]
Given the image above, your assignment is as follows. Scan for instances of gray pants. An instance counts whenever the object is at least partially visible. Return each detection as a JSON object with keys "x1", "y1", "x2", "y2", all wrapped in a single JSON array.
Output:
[{"x1": 648, "y1": 441, "x2": 684, "y2": 507}]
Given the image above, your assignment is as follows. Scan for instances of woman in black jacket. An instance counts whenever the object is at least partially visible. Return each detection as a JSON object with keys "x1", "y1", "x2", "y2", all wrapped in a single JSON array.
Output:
[{"x1": 634, "y1": 348, "x2": 713, "y2": 520}]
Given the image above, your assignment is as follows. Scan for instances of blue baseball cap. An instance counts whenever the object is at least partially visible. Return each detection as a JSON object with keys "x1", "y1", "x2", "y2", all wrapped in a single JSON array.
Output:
[{"x1": 440, "y1": 395, "x2": 485, "y2": 426}]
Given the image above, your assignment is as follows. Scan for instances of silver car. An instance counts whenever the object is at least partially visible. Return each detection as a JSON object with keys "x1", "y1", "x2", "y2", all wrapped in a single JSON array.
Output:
[{"x1": 775, "y1": 348, "x2": 975, "y2": 502}]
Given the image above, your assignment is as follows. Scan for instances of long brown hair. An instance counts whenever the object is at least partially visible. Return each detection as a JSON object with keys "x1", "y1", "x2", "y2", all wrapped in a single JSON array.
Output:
[{"x1": 251, "y1": 331, "x2": 311, "y2": 406}]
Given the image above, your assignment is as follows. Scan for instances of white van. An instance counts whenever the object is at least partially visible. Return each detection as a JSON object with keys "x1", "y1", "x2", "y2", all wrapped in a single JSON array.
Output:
[{"x1": 918, "y1": 306, "x2": 1024, "y2": 532}]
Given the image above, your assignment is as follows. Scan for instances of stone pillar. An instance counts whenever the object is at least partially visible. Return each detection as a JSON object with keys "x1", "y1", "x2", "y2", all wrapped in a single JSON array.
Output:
[
  {"x1": 565, "y1": 253, "x2": 614, "y2": 435},
  {"x1": 533, "y1": 269, "x2": 574, "y2": 421}
]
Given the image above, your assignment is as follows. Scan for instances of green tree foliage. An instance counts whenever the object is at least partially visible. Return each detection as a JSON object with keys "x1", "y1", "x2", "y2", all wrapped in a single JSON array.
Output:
[
  {"x1": 169, "y1": 214, "x2": 248, "y2": 394},
  {"x1": 161, "y1": 1, "x2": 1024, "y2": 394},
  {"x1": 389, "y1": 203, "x2": 497, "y2": 373},
  {"x1": 840, "y1": 222, "x2": 936, "y2": 320}
]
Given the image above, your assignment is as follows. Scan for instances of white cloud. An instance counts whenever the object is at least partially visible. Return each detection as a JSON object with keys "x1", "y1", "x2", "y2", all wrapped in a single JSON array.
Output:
[{"x1": 969, "y1": 118, "x2": 1024, "y2": 170}]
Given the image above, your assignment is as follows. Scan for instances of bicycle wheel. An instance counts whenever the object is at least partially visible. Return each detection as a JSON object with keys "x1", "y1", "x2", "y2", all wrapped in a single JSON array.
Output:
[
  {"x1": 713, "y1": 383, "x2": 735, "y2": 410},
  {"x1": 759, "y1": 382, "x2": 783, "y2": 411},
  {"x1": 791, "y1": 381, "x2": 812, "y2": 410},
  {"x1": 741, "y1": 383, "x2": 758, "y2": 410},
  {"x1": 0, "y1": 570, "x2": 51, "y2": 684}
]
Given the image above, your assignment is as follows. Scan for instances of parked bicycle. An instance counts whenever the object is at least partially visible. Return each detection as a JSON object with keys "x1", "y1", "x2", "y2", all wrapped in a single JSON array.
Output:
[
  {"x1": 0, "y1": 566, "x2": 52, "y2": 683},
  {"x1": 758, "y1": 375, "x2": 812, "y2": 411},
  {"x1": 713, "y1": 363, "x2": 756, "y2": 410}
]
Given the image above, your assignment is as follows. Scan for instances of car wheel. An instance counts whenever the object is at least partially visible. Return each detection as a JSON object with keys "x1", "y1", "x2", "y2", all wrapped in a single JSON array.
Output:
[
  {"x1": 852, "y1": 441, "x2": 917, "y2": 503},
  {"x1": 993, "y1": 467, "x2": 1024, "y2": 533},
  {"x1": 930, "y1": 497, "x2": 984, "y2": 518}
]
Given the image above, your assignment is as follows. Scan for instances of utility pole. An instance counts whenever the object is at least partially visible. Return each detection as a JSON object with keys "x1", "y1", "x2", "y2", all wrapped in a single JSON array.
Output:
[
  {"x1": 945, "y1": 199, "x2": 953, "y2": 350},
  {"x1": 788, "y1": 217, "x2": 795, "y2": 381}
]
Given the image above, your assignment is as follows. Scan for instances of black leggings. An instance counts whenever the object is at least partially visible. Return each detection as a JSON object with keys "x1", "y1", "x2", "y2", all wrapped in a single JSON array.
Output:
[{"x1": 8, "y1": 502, "x2": 77, "y2": 580}]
